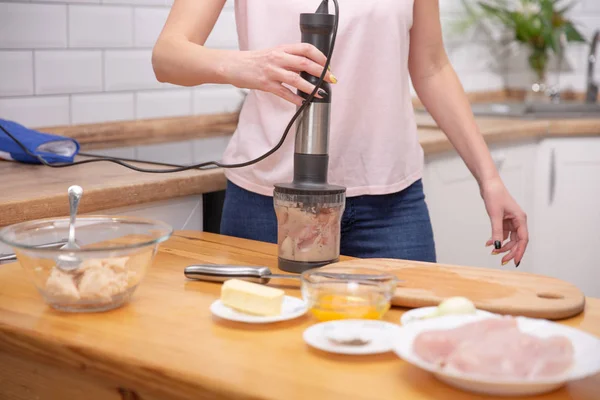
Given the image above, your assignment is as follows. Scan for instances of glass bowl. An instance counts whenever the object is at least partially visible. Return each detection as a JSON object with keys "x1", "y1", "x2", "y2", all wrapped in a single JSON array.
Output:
[
  {"x1": 0, "y1": 215, "x2": 173, "y2": 313},
  {"x1": 301, "y1": 266, "x2": 398, "y2": 322}
]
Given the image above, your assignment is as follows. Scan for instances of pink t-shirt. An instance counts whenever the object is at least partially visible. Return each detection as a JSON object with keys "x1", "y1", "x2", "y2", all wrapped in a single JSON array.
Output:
[{"x1": 223, "y1": 0, "x2": 423, "y2": 197}]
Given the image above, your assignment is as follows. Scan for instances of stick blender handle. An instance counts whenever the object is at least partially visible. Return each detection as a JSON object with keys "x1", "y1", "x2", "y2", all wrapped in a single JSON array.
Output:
[{"x1": 298, "y1": 1, "x2": 333, "y2": 105}]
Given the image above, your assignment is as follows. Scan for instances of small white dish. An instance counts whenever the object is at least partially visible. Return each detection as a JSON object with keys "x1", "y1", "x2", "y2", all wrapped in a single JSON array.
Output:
[
  {"x1": 210, "y1": 295, "x2": 307, "y2": 324},
  {"x1": 392, "y1": 314, "x2": 600, "y2": 397},
  {"x1": 400, "y1": 306, "x2": 495, "y2": 326},
  {"x1": 303, "y1": 319, "x2": 402, "y2": 355}
]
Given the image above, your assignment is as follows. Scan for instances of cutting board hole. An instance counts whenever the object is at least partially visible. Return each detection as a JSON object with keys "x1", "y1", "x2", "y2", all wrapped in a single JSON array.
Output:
[{"x1": 537, "y1": 292, "x2": 564, "y2": 300}]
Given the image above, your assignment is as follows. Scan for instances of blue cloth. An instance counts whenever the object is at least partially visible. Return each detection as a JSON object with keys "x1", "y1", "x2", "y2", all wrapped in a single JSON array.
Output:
[
  {"x1": 0, "y1": 119, "x2": 79, "y2": 164},
  {"x1": 220, "y1": 179, "x2": 437, "y2": 262}
]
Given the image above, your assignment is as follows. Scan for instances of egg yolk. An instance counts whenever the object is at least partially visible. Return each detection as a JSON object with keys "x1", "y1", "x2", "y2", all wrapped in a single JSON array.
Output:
[{"x1": 310, "y1": 293, "x2": 389, "y2": 321}]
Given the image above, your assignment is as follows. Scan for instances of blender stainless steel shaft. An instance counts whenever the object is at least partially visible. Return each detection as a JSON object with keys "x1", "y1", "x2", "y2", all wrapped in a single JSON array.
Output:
[
  {"x1": 273, "y1": 1, "x2": 346, "y2": 274},
  {"x1": 292, "y1": 0, "x2": 335, "y2": 187}
]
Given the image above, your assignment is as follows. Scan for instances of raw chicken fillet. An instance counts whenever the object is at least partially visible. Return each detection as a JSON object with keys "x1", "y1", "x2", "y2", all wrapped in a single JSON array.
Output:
[
  {"x1": 44, "y1": 257, "x2": 138, "y2": 305},
  {"x1": 275, "y1": 203, "x2": 343, "y2": 263},
  {"x1": 413, "y1": 317, "x2": 574, "y2": 380}
]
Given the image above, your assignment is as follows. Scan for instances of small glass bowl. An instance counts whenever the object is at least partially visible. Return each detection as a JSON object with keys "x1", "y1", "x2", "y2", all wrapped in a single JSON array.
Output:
[
  {"x1": 301, "y1": 266, "x2": 398, "y2": 322},
  {"x1": 0, "y1": 215, "x2": 173, "y2": 313}
]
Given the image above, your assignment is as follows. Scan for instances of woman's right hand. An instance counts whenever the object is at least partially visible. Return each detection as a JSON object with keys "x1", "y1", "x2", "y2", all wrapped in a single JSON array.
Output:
[{"x1": 220, "y1": 43, "x2": 337, "y2": 106}]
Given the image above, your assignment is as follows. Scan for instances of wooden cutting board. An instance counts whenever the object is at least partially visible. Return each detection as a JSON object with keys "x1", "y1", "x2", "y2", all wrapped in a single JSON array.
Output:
[{"x1": 323, "y1": 259, "x2": 586, "y2": 320}]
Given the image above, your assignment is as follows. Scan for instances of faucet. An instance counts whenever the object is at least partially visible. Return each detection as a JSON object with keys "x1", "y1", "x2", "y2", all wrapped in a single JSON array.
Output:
[
  {"x1": 586, "y1": 30, "x2": 599, "y2": 103},
  {"x1": 548, "y1": 32, "x2": 568, "y2": 104}
]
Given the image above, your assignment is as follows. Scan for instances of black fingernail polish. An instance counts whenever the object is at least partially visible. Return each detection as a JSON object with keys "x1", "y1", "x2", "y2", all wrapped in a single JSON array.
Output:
[
  {"x1": 317, "y1": 88, "x2": 328, "y2": 97},
  {"x1": 516, "y1": 261, "x2": 520, "y2": 268},
  {"x1": 494, "y1": 240, "x2": 501, "y2": 250}
]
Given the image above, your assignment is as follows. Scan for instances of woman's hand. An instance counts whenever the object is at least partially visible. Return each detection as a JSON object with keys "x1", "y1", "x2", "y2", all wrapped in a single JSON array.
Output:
[
  {"x1": 480, "y1": 177, "x2": 529, "y2": 267},
  {"x1": 220, "y1": 44, "x2": 337, "y2": 106},
  {"x1": 408, "y1": 1, "x2": 529, "y2": 267},
  {"x1": 152, "y1": 0, "x2": 336, "y2": 101}
]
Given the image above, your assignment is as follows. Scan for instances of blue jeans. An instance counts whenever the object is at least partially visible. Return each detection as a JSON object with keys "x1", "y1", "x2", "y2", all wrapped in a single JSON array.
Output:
[{"x1": 220, "y1": 179, "x2": 436, "y2": 262}]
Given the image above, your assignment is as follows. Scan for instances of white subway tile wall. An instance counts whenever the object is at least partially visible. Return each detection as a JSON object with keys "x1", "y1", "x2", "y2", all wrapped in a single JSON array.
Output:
[
  {"x1": 0, "y1": 3, "x2": 67, "y2": 49},
  {"x1": 205, "y1": 8, "x2": 239, "y2": 49},
  {"x1": 69, "y1": 5, "x2": 134, "y2": 48},
  {"x1": 193, "y1": 85, "x2": 245, "y2": 115},
  {"x1": 0, "y1": 51, "x2": 34, "y2": 96},
  {"x1": 71, "y1": 92, "x2": 134, "y2": 124},
  {"x1": 136, "y1": 89, "x2": 192, "y2": 119},
  {"x1": 102, "y1": 0, "x2": 172, "y2": 7},
  {"x1": 0, "y1": 0, "x2": 236, "y2": 128},
  {"x1": 104, "y1": 49, "x2": 164, "y2": 91},
  {"x1": 0, "y1": 96, "x2": 69, "y2": 127},
  {"x1": 35, "y1": 50, "x2": 103, "y2": 94},
  {"x1": 133, "y1": 8, "x2": 170, "y2": 48},
  {"x1": 0, "y1": 0, "x2": 598, "y2": 129}
]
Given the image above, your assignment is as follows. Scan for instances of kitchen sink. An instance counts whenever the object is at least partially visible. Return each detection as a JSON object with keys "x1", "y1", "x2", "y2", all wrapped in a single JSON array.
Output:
[{"x1": 471, "y1": 101, "x2": 600, "y2": 119}]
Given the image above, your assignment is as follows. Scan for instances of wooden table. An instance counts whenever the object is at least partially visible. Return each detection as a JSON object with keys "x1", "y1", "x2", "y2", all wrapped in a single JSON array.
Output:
[{"x1": 0, "y1": 232, "x2": 598, "y2": 400}]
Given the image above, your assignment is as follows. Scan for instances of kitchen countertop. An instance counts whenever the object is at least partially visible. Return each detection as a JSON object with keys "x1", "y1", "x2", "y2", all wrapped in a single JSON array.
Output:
[
  {"x1": 1, "y1": 113, "x2": 598, "y2": 227},
  {"x1": 414, "y1": 113, "x2": 600, "y2": 154},
  {"x1": 0, "y1": 231, "x2": 598, "y2": 400},
  {"x1": 41, "y1": 112, "x2": 239, "y2": 150},
  {"x1": 0, "y1": 157, "x2": 225, "y2": 227}
]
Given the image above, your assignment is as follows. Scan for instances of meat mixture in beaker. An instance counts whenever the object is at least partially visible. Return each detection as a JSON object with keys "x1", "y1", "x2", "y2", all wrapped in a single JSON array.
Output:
[{"x1": 275, "y1": 203, "x2": 343, "y2": 263}]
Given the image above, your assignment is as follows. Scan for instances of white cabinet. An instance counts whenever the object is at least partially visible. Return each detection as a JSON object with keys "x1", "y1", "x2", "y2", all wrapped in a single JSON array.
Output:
[
  {"x1": 94, "y1": 195, "x2": 204, "y2": 232},
  {"x1": 532, "y1": 137, "x2": 600, "y2": 298},
  {"x1": 423, "y1": 140, "x2": 537, "y2": 271},
  {"x1": 425, "y1": 135, "x2": 600, "y2": 298}
]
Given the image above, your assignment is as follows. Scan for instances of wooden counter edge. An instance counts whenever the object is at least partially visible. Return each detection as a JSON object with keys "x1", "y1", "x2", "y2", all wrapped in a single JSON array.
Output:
[
  {"x1": 39, "y1": 113, "x2": 240, "y2": 151},
  {"x1": 547, "y1": 119, "x2": 600, "y2": 136},
  {"x1": 0, "y1": 322, "x2": 250, "y2": 400},
  {"x1": 0, "y1": 168, "x2": 227, "y2": 228}
]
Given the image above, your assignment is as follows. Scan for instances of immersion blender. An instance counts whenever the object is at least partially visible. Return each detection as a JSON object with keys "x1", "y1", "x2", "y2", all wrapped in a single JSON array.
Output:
[
  {"x1": 273, "y1": 1, "x2": 346, "y2": 273},
  {"x1": 0, "y1": 1, "x2": 345, "y2": 276}
]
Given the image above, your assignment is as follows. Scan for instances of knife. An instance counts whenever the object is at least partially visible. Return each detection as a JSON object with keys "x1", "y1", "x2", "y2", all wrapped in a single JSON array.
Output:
[
  {"x1": 184, "y1": 264, "x2": 300, "y2": 284},
  {"x1": 184, "y1": 264, "x2": 401, "y2": 285},
  {"x1": 0, "y1": 240, "x2": 68, "y2": 265}
]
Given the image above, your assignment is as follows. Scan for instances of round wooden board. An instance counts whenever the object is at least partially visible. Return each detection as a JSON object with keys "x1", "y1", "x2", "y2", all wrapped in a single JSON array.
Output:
[{"x1": 324, "y1": 258, "x2": 586, "y2": 320}]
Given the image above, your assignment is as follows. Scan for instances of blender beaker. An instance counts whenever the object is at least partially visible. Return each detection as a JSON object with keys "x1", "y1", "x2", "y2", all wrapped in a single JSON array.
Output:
[{"x1": 274, "y1": 190, "x2": 345, "y2": 273}]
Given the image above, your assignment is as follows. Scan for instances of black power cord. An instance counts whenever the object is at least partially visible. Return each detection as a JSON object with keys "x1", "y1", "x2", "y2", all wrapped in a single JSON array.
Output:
[{"x1": 0, "y1": 0, "x2": 339, "y2": 174}]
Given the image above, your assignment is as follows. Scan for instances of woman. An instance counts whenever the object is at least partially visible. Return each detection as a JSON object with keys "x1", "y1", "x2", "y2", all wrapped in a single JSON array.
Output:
[{"x1": 152, "y1": 0, "x2": 528, "y2": 266}]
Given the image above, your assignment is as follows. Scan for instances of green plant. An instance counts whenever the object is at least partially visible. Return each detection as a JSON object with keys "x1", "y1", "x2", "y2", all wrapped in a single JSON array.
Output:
[{"x1": 460, "y1": 0, "x2": 586, "y2": 81}]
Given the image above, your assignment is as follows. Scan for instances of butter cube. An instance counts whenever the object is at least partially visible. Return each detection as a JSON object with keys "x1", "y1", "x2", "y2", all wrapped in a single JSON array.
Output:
[{"x1": 220, "y1": 279, "x2": 284, "y2": 316}]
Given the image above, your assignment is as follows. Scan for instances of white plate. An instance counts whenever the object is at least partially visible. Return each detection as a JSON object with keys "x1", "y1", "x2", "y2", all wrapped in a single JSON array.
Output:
[
  {"x1": 303, "y1": 319, "x2": 403, "y2": 355},
  {"x1": 400, "y1": 307, "x2": 495, "y2": 326},
  {"x1": 392, "y1": 314, "x2": 600, "y2": 397},
  {"x1": 210, "y1": 295, "x2": 307, "y2": 324}
]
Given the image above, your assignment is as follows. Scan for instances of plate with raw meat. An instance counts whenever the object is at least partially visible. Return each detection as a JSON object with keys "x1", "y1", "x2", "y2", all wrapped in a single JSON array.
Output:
[{"x1": 392, "y1": 314, "x2": 600, "y2": 396}]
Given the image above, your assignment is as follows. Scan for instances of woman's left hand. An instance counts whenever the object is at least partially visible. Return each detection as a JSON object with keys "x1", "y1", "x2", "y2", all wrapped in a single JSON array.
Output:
[{"x1": 480, "y1": 177, "x2": 529, "y2": 267}]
